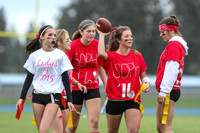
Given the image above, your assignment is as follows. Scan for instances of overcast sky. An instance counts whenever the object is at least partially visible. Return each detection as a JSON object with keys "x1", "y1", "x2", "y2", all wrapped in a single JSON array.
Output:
[
  {"x1": 0, "y1": 0, "x2": 173, "y2": 34},
  {"x1": 0, "y1": 0, "x2": 71, "y2": 33}
]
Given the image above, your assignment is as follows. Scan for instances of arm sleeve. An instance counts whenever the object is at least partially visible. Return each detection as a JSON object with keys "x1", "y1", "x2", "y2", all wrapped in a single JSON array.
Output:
[
  {"x1": 62, "y1": 71, "x2": 73, "y2": 102},
  {"x1": 20, "y1": 71, "x2": 34, "y2": 99},
  {"x1": 159, "y1": 61, "x2": 179, "y2": 97}
]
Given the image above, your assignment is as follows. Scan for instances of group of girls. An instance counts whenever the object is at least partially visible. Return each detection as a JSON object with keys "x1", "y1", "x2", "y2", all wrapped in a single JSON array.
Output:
[{"x1": 16, "y1": 14, "x2": 188, "y2": 133}]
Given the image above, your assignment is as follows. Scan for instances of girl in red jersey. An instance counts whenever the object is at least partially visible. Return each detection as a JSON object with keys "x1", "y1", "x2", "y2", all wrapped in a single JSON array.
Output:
[
  {"x1": 66, "y1": 19, "x2": 107, "y2": 133},
  {"x1": 51, "y1": 29, "x2": 72, "y2": 133},
  {"x1": 155, "y1": 15, "x2": 189, "y2": 133},
  {"x1": 98, "y1": 26, "x2": 150, "y2": 133}
]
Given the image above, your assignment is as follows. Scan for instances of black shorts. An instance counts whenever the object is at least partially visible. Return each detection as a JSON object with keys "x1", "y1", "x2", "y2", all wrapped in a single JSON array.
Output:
[
  {"x1": 60, "y1": 95, "x2": 69, "y2": 110},
  {"x1": 72, "y1": 89, "x2": 100, "y2": 105},
  {"x1": 170, "y1": 89, "x2": 181, "y2": 102},
  {"x1": 106, "y1": 100, "x2": 140, "y2": 115},
  {"x1": 60, "y1": 101, "x2": 69, "y2": 110},
  {"x1": 32, "y1": 93, "x2": 63, "y2": 109}
]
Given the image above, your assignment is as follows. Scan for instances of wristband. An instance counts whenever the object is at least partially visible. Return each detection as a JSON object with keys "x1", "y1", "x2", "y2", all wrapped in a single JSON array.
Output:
[{"x1": 142, "y1": 77, "x2": 150, "y2": 83}]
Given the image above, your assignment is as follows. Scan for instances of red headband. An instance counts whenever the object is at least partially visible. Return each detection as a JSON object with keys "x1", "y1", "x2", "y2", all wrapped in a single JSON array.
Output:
[
  {"x1": 112, "y1": 27, "x2": 118, "y2": 30},
  {"x1": 159, "y1": 25, "x2": 178, "y2": 31}
]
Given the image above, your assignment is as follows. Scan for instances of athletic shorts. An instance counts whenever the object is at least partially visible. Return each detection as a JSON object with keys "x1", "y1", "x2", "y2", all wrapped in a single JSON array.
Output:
[
  {"x1": 60, "y1": 100, "x2": 69, "y2": 110},
  {"x1": 106, "y1": 100, "x2": 140, "y2": 115},
  {"x1": 72, "y1": 88, "x2": 100, "y2": 105},
  {"x1": 32, "y1": 92, "x2": 62, "y2": 109},
  {"x1": 60, "y1": 95, "x2": 69, "y2": 110},
  {"x1": 170, "y1": 89, "x2": 181, "y2": 102}
]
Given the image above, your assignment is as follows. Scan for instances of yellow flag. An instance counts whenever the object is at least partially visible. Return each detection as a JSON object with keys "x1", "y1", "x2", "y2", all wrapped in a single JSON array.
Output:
[
  {"x1": 32, "y1": 117, "x2": 36, "y2": 125},
  {"x1": 68, "y1": 111, "x2": 73, "y2": 128},
  {"x1": 135, "y1": 83, "x2": 146, "y2": 118},
  {"x1": 162, "y1": 94, "x2": 170, "y2": 124}
]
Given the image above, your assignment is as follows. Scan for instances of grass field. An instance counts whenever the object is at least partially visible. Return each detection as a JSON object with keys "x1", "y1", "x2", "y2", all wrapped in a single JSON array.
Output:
[
  {"x1": 0, "y1": 92, "x2": 200, "y2": 133},
  {"x1": 0, "y1": 112, "x2": 200, "y2": 133},
  {"x1": 1, "y1": 96, "x2": 200, "y2": 108}
]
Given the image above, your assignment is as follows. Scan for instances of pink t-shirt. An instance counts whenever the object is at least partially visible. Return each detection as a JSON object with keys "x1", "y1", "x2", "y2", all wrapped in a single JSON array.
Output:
[
  {"x1": 66, "y1": 38, "x2": 100, "y2": 90},
  {"x1": 98, "y1": 50, "x2": 147, "y2": 102},
  {"x1": 155, "y1": 41, "x2": 185, "y2": 92}
]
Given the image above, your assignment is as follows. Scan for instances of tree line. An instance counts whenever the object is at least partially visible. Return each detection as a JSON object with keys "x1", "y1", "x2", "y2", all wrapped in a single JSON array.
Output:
[{"x1": 0, "y1": 0, "x2": 199, "y2": 75}]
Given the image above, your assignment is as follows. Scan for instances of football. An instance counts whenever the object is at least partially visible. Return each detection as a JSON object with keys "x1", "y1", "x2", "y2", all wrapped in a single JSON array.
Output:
[{"x1": 96, "y1": 18, "x2": 112, "y2": 33}]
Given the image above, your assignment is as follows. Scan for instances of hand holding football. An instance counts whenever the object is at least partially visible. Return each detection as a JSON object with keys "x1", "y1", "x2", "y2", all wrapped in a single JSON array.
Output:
[{"x1": 96, "y1": 18, "x2": 112, "y2": 33}]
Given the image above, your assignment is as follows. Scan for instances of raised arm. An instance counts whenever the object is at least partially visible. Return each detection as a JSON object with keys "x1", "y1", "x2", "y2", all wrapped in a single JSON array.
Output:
[{"x1": 97, "y1": 30, "x2": 108, "y2": 61}]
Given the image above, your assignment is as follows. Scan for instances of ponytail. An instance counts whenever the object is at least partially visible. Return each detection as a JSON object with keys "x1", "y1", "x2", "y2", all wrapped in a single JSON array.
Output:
[{"x1": 25, "y1": 25, "x2": 53, "y2": 55}]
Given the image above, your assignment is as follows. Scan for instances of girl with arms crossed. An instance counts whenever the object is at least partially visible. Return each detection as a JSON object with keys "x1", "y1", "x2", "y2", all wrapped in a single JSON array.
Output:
[
  {"x1": 156, "y1": 15, "x2": 189, "y2": 133},
  {"x1": 98, "y1": 26, "x2": 150, "y2": 133},
  {"x1": 16, "y1": 25, "x2": 74, "y2": 133}
]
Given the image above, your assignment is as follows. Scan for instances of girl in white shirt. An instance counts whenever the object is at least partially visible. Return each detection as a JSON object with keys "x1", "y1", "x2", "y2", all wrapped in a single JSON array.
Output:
[{"x1": 16, "y1": 25, "x2": 74, "y2": 133}]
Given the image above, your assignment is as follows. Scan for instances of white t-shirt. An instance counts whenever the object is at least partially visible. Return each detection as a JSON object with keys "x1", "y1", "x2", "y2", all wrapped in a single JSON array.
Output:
[{"x1": 24, "y1": 48, "x2": 73, "y2": 94}]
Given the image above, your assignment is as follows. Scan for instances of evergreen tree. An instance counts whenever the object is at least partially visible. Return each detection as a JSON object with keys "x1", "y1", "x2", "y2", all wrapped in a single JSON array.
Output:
[
  {"x1": 56, "y1": 0, "x2": 163, "y2": 74},
  {"x1": 171, "y1": 0, "x2": 200, "y2": 74},
  {"x1": 0, "y1": 8, "x2": 11, "y2": 72}
]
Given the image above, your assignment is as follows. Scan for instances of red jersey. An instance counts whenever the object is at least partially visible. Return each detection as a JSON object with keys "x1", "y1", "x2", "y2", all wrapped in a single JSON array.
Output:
[
  {"x1": 98, "y1": 50, "x2": 147, "y2": 102},
  {"x1": 66, "y1": 38, "x2": 100, "y2": 91},
  {"x1": 155, "y1": 41, "x2": 185, "y2": 92}
]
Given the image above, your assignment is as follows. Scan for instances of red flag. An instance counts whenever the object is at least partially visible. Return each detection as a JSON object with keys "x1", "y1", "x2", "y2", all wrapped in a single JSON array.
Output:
[
  {"x1": 28, "y1": 94, "x2": 33, "y2": 98},
  {"x1": 61, "y1": 95, "x2": 66, "y2": 109},
  {"x1": 58, "y1": 111, "x2": 65, "y2": 120},
  {"x1": 15, "y1": 99, "x2": 26, "y2": 120},
  {"x1": 28, "y1": 90, "x2": 34, "y2": 98}
]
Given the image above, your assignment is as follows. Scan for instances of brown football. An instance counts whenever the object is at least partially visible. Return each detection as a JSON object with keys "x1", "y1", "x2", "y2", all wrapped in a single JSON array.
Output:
[{"x1": 96, "y1": 18, "x2": 112, "y2": 33}]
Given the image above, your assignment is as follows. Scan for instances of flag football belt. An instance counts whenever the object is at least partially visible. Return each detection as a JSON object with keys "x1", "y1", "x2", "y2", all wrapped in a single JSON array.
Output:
[
  {"x1": 134, "y1": 83, "x2": 146, "y2": 118},
  {"x1": 162, "y1": 93, "x2": 170, "y2": 124}
]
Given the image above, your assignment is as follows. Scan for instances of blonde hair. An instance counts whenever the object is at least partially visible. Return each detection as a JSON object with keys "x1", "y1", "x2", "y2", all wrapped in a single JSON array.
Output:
[{"x1": 55, "y1": 29, "x2": 68, "y2": 48}]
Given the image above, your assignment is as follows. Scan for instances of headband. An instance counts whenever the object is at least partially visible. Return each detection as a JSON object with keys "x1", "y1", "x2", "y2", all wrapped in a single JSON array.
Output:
[
  {"x1": 159, "y1": 25, "x2": 178, "y2": 31},
  {"x1": 112, "y1": 27, "x2": 118, "y2": 30},
  {"x1": 40, "y1": 26, "x2": 51, "y2": 36},
  {"x1": 79, "y1": 23, "x2": 95, "y2": 30}
]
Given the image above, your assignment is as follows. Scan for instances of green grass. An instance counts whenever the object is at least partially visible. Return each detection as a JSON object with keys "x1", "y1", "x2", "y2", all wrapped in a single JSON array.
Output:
[
  {"x1": 0, "y1": 98, "x2": 32, "y2": 105},
  {"x1": 141, "y1": 96, "x2": 200, "y2": 108},
  {"x1": 0, "y1": 112, "x2": 200, "y2": 133},
  {"x1": 0, "y1": 96, "x2": 199, "y2": 132},
  {"x1": 1, "y1": 96, "x2": 200, "y2": 108}
]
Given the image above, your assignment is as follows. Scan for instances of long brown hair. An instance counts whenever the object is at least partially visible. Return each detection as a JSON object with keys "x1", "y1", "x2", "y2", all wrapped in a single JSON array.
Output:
[
  {"x1": 108, "y1": 26, "x2": 130, "y2": 51},
  {"x1": 159, "y1": 14, "x2": 183, "y2": 37},
  {"x1": 25, "y1": 25, "x2": 53, "y2": 55},
  {"x1": 72, "y1": 19, "x2": 95, "y2": 41}
]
